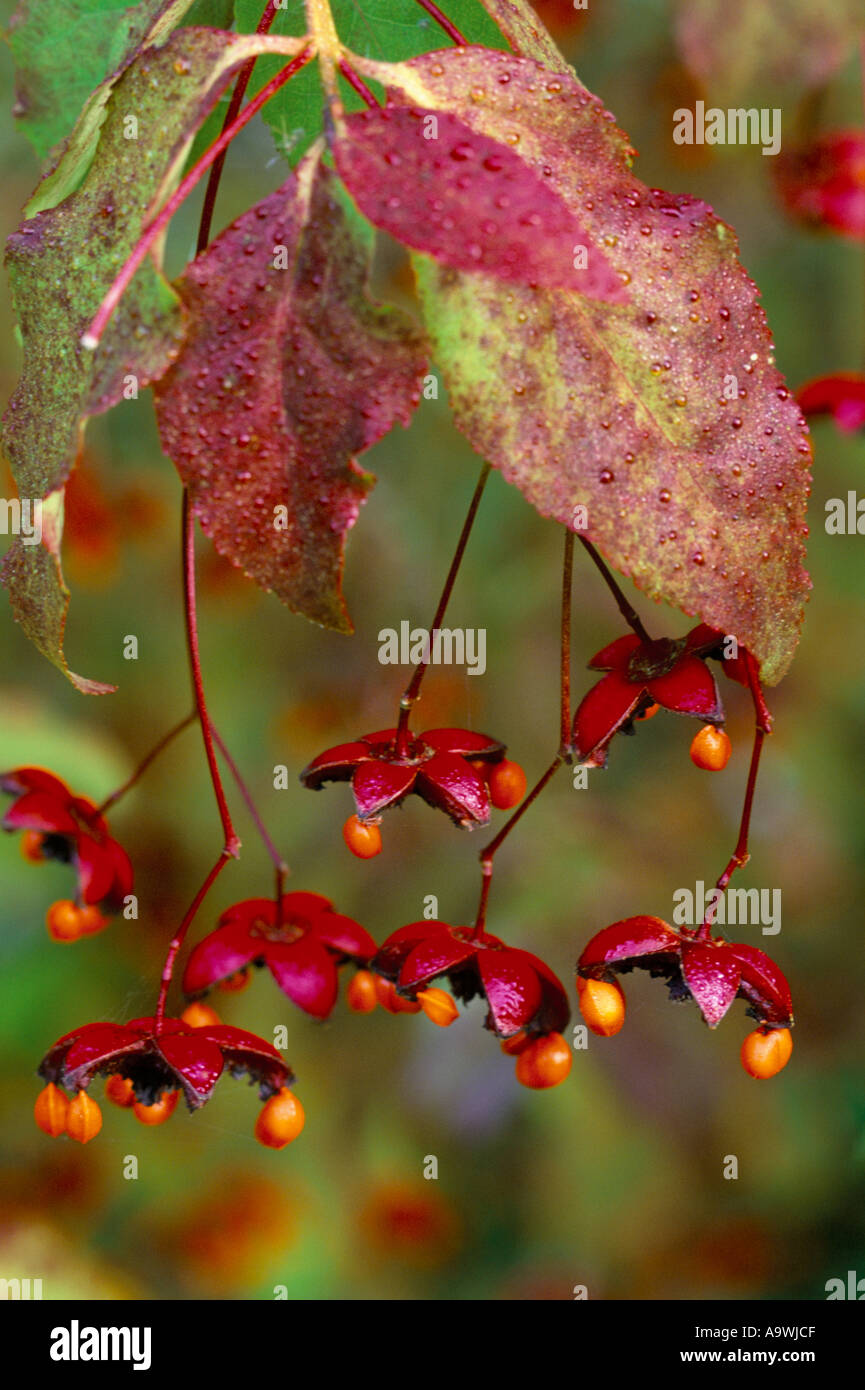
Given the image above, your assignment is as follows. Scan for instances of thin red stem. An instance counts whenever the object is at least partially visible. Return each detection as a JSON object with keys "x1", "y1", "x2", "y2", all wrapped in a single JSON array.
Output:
[
  {"x1": 209, "y1": 721, "x2": 289, "y2": 877},
  {"x1": 560, "y1": 530, "x2": 574, "y2": 755},
  {"x1": 97, "y1": 711, "x2": 196, "y2": 815},
  {"x1": 413, "y1": 0, "x2": 467, "y2": 44},
  {"x1": 395, "y1": 462, "x2": 491, "y2": 752},
  {"x1": 577, "y1": 536, "x2": 652, "y2": 643},
  {"x1": 196, "y1": 0, "x2": 281, "y2": 255},
  {"x1": 338, "y1": 57, "x2": 379, "y2": 107},
  {"x1": 698, "y1": 652, "x2": 771, "y2": 939},
  {"x1": 473, "y1": 756, "x2": 563, "y2": 934},
  {"x1": 83, "y1": 46, "x2": 313, "y2": 350},
  {"x1": 155, "y1": 852, "x2": 232, "y2": 1029},
  {"x1": 182, "y1": 492, "x2": 240, "y2": 857}
]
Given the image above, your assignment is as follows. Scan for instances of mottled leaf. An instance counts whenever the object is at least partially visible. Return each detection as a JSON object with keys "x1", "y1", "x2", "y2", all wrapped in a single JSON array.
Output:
[
  {"x1": 361, "y1": 47, "x2": 811, "y2": 683},
  {"x1": 476, "y1": 0, "x2": 564, "y2": 65},
  {"x1": 154, "y1": 149, "x2": 427, "y2": 631},
  {"x1": 675, "y1": 0, "x2": 864, "y2": 102},
  {"x1": 334, "y1": 103, "x2": 623, "y2": 299},
  {"x1": 2, "y1": 27, "x2": 308, "y2": 690},
  {"x1": 232, "y1": 0, "x2": 507, "y2": 169}
]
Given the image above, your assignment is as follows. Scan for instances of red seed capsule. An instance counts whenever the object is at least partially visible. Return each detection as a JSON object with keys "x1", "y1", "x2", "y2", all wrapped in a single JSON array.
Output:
[
  {"x1": 255, "y1": 1089, "x2": 305, "y2": 1149},
  {"x1": 346, "y1": 970, "x2": 379, "y2": 1013},
  {"x1": 740, "y1": 1027, "x2": 793, "y2": 1079},
  {"x1": 690, "y1": 724, "x2": 732, "y2": 771},
  {"x1": 133, "y1": 1090, "x2": 180, "y2": 1126},
  {"x1": 418, "y1": 987, "x2": 459, "y2": 1027},
  {"x1": 46, "y1": 900, "x2": 84, "y2": 943},
  {"x1": 577, "y1": 976, "x2": 626, "y2": 1037},
  {"x1": 488, "y1": 760, "x2": 528, "y2": 810},
  {"x1": 34, "y1": 1082, "x2": 69, "y2": 1137},
  {"x1": 515, "y1": 1032, "x2": 573, "y2": 1089},
  {"x1": 105, "y1": 1075, "x2": 136, "y2": 1108},
  {"x1": 343, "y1": 815, "x2": 383, "y2": 859},
  {"x1": 66, "y1": 1090, "x2": 103, "y2": 1144}
]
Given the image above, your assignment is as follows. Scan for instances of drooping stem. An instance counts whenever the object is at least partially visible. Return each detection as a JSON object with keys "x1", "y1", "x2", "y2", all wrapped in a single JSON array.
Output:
[
  {"x1": 577, "y1": 536, "x2": 652, "y2": 643},
  {"x1": 209, "y1": 721, "x2": 289, "y2": 878},
  {"x1": 560, "y1": 530, "x2": 574, "y2": 755},
  {"x1": 395, "y1": 462, "x2": 491, "y2": 752},
  {"x1": 412, "y1": 0, "x2": 468, "y2": 44},
  {"x1": 155, "y1": 852, "x2": 232, "y2": 1029},
  {"x1": 474, "y1": 756, "x2": 564, "y2": 935},
  {"x1": 698, "y1": 653, "x2": 771, "y2": 938},
  {"x1": 83, "y1": 45, "x2": 313, "y2": 350},
  {"x1": 196, "y1": 0, "x2": 281, "y2": 255},
  {"x1": 182, "y1": 491, "x2": 240, "y2": 858},
  {"x1": 97, "y1": 711, "x2": 197, "y2": 815}
]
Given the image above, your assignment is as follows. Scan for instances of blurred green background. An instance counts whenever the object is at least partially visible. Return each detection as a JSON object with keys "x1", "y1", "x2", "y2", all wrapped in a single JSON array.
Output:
[{"x1": 0, "y1": 0, "x2": 863, "y2": 1300}]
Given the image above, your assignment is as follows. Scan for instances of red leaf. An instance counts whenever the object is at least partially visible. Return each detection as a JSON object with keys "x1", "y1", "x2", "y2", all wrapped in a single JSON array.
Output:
[
  {"x1": 334, "y1": 105, "x2": 624, "y2": 302},
  {"x1": 155, "y1": 151, "x2": 426, "y2": 632},
  {"x1": 381, "y1": 47, "x2": 811, "y2": 684}
]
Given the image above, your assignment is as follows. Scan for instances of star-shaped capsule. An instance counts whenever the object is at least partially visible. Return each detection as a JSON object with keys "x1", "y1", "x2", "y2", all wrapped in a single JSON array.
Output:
[
  {"x1": 300, "y1": 726, "x2": 506, "y2": 826},
  {"x1": 183, "y1": 891, "x2": 376, "y2": 1019}
]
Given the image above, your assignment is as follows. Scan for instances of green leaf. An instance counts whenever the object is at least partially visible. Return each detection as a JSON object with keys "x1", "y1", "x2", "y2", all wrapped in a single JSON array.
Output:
[
  {"x1": 232, "y1": 0, "x2": 508, "y2": 167},
  {"x1": 154, "y1": 148, "x2": 427, "y2": 631},
  {"x1": 2, "y1": 26, "x2": 307, "y2": 690},
  {"x1": 376, "y1": 46, "x2": 810, "y2": 683},
  {"x1": 7, "y1": 0, "x2": 201, "y2": 161}
]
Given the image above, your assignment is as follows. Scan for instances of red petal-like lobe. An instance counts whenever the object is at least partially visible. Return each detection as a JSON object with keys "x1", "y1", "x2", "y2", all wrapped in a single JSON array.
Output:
[
  {"x1": 62, "y1": 1023, "x2": 142, "y2": 1073},
  {"x1": 75, "y1": 834, "x2": 118, "y2": 906},
  {"x1": 373, "y1": 920, "x2": 453, "y2": 979},
  {"x1": 69, "y1": 796, "x2": 105, "y2": 834},
  {"x1": 505, "y1": 947, "x2": 571, "y2": 1033},
  {"x1": 353, "y1": 759, "x2": 416, "y2": 817},
  {"x1": 398, "y1": 933, "x2": 476, "y2": 989},
  {"x1": 309, "y1": 911, "x2": 376, "y2": 960},
  {"x1": 727, "y1": 943, "x2": 794, "y2": 1027},
  {"x1": 335, "y1": 105, "x2": 625, "y2": 300},
  {"x1": 2, "y1": 790, "x2": 76, "y2": 834},
  {"x1": 477, "y1": 947, "x2": 543, "y2": 1036},
  {"x1": 588, "y1": 634, "x2": 642, "y2": 671},
  {"x1": 218, "y1": 897, "x2": 277, "y2": 929},
  {"x1": 0, "y1": 766, "x2": 71, "y2": 799},
  {"x1": 182, "y1": 922, "x2": 261, "y2": 995},
  {"x1": 201, "y1": 1024, "x2": 291, "y2": 1098},
  {"x1": 157, "y1": 1033, "x2": 225, "y2": 1102},
  {"x1": 578, "y1": 916, "x2": 681, "y2": 972},
  {"x1": 278, "y1": 891, "x2": 335, "y2": 920},
  {"x1": 421, "y1": 728, "x2": 505, "y2": 758},
  {"x1": 300, "y1": 741, "x2": 374, "y2": 788},
  {"x1": 104, "y1": 837, "x2": 134, "y2": 907},
  {"x1": 266, "y1": 937, "x2": 338, "y2": 1018},
  {"x1": 680, "y1": 942, "x2": 741, "y2": 1028},
  {"x1": 571, "y1": 671, "x2": 643, "y2": 762},
  {"x1": 648, "y1": 655, "x2": 722, "y2": 719},
  {"x1": 358, "y1": 729, "x2": 399, "y2": 749},
  {"x1": 416, "y1": 752, "x2": 490, "y2": 825}
]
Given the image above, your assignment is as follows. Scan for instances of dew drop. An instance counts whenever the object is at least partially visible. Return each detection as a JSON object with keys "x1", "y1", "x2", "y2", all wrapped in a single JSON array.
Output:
[{"x1": 600, "y1": 469, "x2": 614, "y2": 484}]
